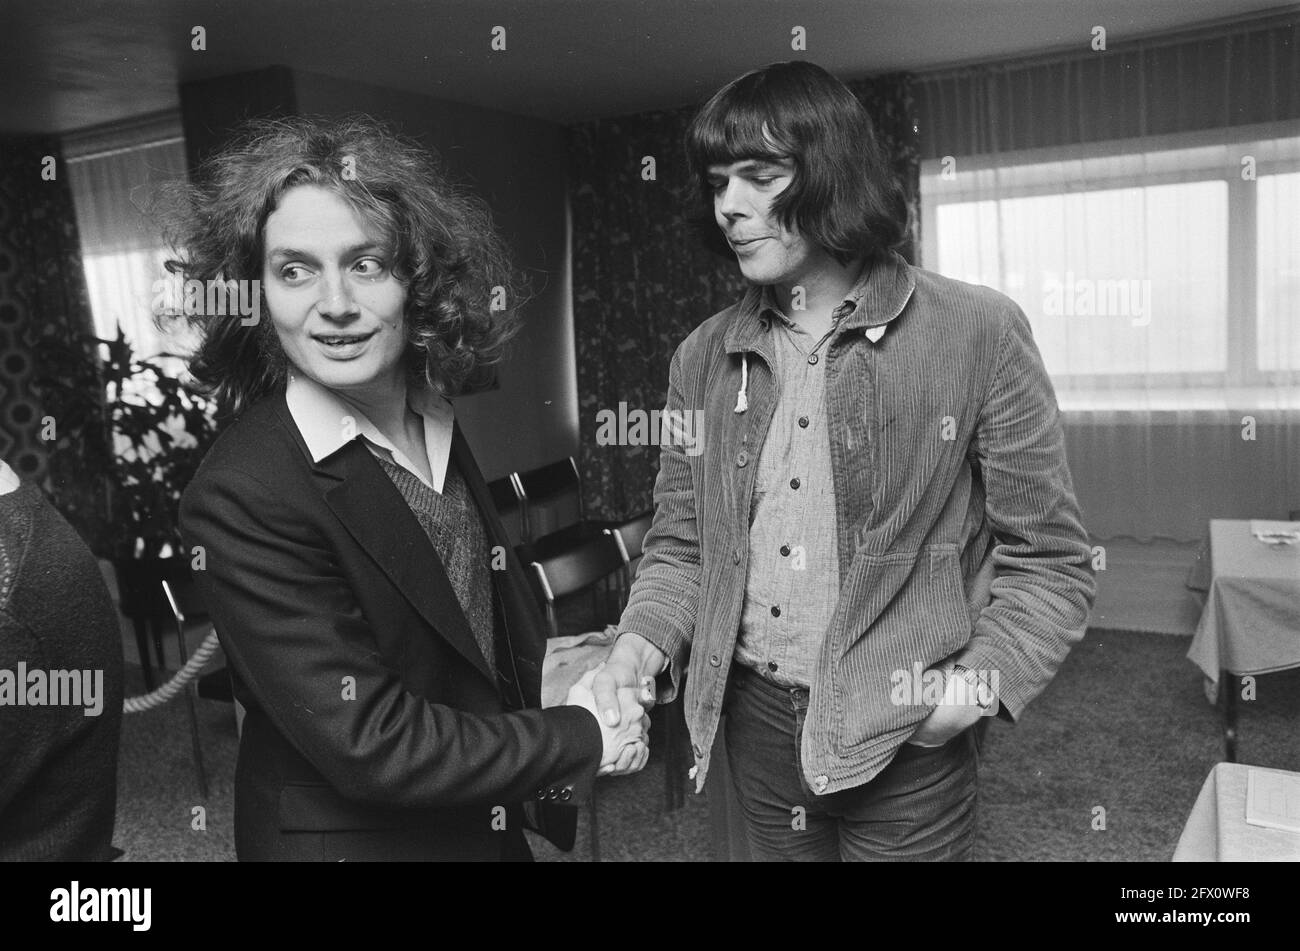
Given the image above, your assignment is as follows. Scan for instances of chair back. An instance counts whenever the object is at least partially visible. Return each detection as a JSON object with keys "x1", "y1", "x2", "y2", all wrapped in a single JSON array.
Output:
[
  {"x1": 517, "y1": 457, "x2": 583, "y2": 541},
  {"x1": 528, "y1": 531, "x2": 626, "y2": 637},
  {"x1": 488, "y1": 472, "x2": 527, "y2": 547},
  {"x1": 610, "y1": 510, "x2": 654, "y2": 562},
  {"x1": 161, "y1": 575, "x2": 210, "y2": 630}
]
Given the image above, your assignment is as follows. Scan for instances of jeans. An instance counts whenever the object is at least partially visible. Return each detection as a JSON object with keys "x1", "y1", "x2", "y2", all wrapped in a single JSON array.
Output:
[{"x1": 724, "y1": 665, "x2": 982, "y2": 861}]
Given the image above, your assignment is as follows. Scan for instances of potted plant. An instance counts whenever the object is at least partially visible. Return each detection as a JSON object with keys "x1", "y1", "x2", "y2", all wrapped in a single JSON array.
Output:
[{"x1": 34, "y1": 325, "x2": 219, "y2": 686}]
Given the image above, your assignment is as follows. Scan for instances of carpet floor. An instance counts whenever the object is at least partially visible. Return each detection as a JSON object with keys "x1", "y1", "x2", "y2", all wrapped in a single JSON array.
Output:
[{"x1": 111, "y1": 620, "x2": 1299, "y2": 862}]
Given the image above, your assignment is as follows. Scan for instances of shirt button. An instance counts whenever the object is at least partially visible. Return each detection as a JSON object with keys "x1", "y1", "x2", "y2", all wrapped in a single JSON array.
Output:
[
  {"x1": 709, "y1": 653, "x2": 721, "y2": 667},
  {"x1": 798, "y1": 416, "x2": 809, "y2": 428},
  {"x1": 807, "y1": 354, "x2": 819, "y2": 365},
  {"x1": 733, "y1": 548, "x2": 741, "y2": 564},
  {"x1": 736, "y1": 450, "x2": 748, "y2": 468},
  {"x1": 790, "y1": 477, "x2": 800, "y2": 490},
  {"x1": 814, "y1": 775, "x2": 829, "y2": 793},
  {"x1": 780, "y1": 544, "x2": 790, "y2": 556},
  {"x1": 771, "y1": 605, "x2": 781, "y2": 617}
]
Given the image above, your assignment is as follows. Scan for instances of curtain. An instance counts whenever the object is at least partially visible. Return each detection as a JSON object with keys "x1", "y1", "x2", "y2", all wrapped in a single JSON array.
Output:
[
  {"x1": 567, "y1": 73, "x2": 920, "y2": 521},
  {"x1": 915, "y1": 12, "x2": 1300, "y2": 543},
  {"x1": 0, "y1": 135, "x2": 98, "y2": 486},
  {"x1": 64, "y1": 114, "x2": 191, "y2": 360}
]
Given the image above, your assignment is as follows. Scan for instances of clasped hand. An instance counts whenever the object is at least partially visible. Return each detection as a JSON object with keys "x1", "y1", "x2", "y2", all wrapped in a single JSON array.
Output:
[{"x1": 566, "y1": 663, "x2": 655, "y2": 777}]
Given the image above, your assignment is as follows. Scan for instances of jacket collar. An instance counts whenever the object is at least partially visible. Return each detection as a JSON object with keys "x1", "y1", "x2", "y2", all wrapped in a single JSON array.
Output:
[
  {"x1": 724, "y1": 250, "x2": 916, "y2": 356},
  {"x1": 270, "y1": 389, "x2": 497, "y2": 688},
  {"x1": 285, "y1": 369, "x2": 455, "y2": 493}
]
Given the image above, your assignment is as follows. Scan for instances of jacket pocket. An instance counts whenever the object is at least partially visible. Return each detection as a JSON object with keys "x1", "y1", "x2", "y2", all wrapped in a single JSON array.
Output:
[
  {"x1": 833, "y1": 546, "x2": 974, "y2": 753},
  {"x1": 277, "y1": 783, "x2": 409, "y2": 832}
]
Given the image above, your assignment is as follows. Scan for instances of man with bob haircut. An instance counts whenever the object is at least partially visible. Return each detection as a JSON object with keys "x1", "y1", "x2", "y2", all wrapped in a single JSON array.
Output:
[{"x1": 593, "y1": 61, "x2": 1095, "y2": 861}]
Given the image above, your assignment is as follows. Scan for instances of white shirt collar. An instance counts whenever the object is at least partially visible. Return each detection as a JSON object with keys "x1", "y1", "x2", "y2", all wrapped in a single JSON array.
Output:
[{"x1": 285, "y1": 370, "x2": 455, "y2": 493}]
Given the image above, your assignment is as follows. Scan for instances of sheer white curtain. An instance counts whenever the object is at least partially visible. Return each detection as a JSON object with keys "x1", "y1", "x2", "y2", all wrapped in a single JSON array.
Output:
[
  {"x1": 915, "y1": 14, "x2": 1300, "y2": 542},
  {"x1": 64, "y1": 113, "x2": 194, "y2": 363},
  {"x1": 63, "y1": 113, "x2": 209, "y2": 487}
]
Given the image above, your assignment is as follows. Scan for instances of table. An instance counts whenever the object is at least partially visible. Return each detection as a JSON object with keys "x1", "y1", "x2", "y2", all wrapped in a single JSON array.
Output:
[
  {"x1": 540, "y1": 627, "x2": 618, "y2": 708},
  {"x1": 1173, "y1": 762, "x2": 1300, "y2": 861},
  {"x1": 1186, "y1": 520, "x2": 1300, "y2": 760}
]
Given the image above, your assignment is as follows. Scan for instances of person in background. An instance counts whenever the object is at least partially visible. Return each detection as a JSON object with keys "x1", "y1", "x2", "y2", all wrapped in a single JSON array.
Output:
[
  {"x1": 0, "y1": 458, "x2": 124, "y2": 861},
  {"x1": 594, "y1": 61, "x2": 1095, "y2": 860},
  {"x1": 173, "y1": 116, "x2": 650, "y2": 861}
]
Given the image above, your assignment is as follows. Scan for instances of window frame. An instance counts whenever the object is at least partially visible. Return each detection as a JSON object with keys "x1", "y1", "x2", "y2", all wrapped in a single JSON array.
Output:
[{"x1": 920, "y1": 122, "x2": 1300, "y2": 409}]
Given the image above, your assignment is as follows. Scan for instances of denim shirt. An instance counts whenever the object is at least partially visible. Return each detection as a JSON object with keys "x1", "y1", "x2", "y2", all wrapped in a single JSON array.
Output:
[
  {"x1": 617, "y1": 251, "x2": 1096, "y2": 796},
  {"x1": 734, "y1": 287, "x2": 861, "y2": 689}
]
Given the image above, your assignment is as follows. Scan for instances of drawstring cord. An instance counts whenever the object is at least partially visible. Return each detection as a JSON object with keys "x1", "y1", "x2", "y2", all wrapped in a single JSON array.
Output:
[
  {"x1": 733, "y1": 319, "x2": 885, "y2": 415},
  {"x1": 734, "y1": 353, "x2": 749, "y2": 413}
]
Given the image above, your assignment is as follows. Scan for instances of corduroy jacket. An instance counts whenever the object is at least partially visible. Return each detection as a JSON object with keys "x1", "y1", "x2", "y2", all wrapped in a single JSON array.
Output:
[{"x1": 617, "y1": 251, "x2": 1096, "y2": 796}]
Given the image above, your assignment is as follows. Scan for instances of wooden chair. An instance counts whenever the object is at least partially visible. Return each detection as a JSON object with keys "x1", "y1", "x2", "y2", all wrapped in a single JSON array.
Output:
[{"x1": 517, "y1": 457, "x2": 615, "y2": 559}]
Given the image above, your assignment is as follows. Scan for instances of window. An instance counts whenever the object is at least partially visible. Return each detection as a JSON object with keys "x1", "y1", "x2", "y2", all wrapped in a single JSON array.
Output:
[
  {"x1": 64, "y1": 114, "x2": 195, "y2": 366},
  {"x1": 920, "y1": 125, "x2": 1300, "y2": 411}
]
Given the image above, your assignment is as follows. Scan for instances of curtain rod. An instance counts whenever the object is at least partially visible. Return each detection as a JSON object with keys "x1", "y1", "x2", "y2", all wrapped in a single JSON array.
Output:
[
  {"x1": 62, "y1": 109, "x2": 183, "y2": 161},
  {"x1": 909, "y1": 4, "x2": 1298, "y2": 84},
  {"x1": 64, "y1": 137, "x2": 185, "y2": 164}
]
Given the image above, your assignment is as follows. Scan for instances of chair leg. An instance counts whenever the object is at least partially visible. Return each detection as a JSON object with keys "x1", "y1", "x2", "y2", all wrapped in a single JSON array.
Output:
[
  {"x1": 132, "y1": 618, "x2": 155, "y2": 690},
  {"x1": 150, "y1": 619, "x2": 166, "y2": 677}
]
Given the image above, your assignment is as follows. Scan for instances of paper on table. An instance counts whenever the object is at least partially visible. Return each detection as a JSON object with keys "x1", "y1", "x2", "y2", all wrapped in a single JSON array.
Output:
[
  {"x1": 1248, "y1": 520, "x2": 1300, "y2": 544},
  {"x1": 1245, "y1": 768, "x2": 1300, "y2": 834}
]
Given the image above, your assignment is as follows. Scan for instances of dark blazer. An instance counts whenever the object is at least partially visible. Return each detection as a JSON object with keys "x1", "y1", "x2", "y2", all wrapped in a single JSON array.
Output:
[{"x1": 180, "y1": 390, "x2": 602, "y2": 861}]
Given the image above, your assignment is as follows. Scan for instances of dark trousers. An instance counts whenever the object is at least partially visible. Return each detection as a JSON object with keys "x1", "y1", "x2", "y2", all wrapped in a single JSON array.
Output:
[{"x1": 724, "y1": 665, "x2": 982, "y2": 861}]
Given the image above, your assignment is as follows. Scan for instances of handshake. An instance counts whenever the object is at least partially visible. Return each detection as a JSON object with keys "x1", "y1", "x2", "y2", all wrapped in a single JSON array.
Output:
[{"x1": 564, "y1": 633, "x2": 667, "y2": 777}]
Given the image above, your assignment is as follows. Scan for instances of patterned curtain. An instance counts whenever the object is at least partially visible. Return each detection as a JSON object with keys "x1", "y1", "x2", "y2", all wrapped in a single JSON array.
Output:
[
  {"x1": 0, "y1": 137, "x2": 107, "y2": 537},
  {"x1": 567, "y1": 72, "x2": 919, "y2": 520}
]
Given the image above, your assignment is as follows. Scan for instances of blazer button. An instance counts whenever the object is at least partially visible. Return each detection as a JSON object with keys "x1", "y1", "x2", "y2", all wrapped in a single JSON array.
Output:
[
  {"x1": 693, "y1": 744, "x2": 704, "y2": 759},
  {"x1": 814, "y1": 775, "x2": 829, "y2": 793},
  {"x1": 736, "y1": 450, "x2": 748, "y2": 468},
  {"x1": 547, "y1": 787, "x2": 559, "y2": 800},
  {"x1": 535, "y1": 788, "x2": 547, "y2": 800},
  {"x1": 559, "y1": 788, "x2": 573, "y2": 802},
  {"x1": 709, "y1": 653, "x2": 721, "y2": 667},
  {"x1": 733, "y1": 548, "x2": 741, "y2": 564}
]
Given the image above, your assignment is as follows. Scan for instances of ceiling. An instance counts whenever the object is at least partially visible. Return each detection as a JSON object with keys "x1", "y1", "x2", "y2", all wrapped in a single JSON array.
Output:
[{"x1": 1, "y1": 0, "x2": 1291, "y2": 135}]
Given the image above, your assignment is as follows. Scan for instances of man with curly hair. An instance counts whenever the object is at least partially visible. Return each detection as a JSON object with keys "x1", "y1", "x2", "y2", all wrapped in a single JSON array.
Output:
[{"x1": 174, "y1": 116, "x2": 651, "y2": 861}]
